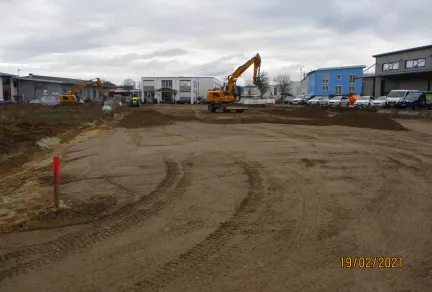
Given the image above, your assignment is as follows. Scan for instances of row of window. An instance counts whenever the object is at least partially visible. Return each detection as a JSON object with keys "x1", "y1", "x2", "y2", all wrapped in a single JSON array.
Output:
[
  {"x1": 321, "y1": 86, "x2": 355, "y2": 93},
  {"x1": 382, "y1": 58, "x2": 426, "y2": 71},
  {"x1": 158, "y1": 80, "x2": 193, "y2": 88},
  {"x1": 322, "y1": 74, "x2": 357, "y2": 84}
]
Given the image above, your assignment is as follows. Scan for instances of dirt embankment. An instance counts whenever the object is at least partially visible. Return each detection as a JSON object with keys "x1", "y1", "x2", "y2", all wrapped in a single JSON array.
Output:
[
  {"x1": 118, "y1": 106, "x2": 407, "y2": 131},
  {"x1": 0, "y1": 103, "x2": 111, "y2": 167}
]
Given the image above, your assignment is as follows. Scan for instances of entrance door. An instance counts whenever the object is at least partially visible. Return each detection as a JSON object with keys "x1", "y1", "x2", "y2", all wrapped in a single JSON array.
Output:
[{"x1": 162, "y1": 92, "x2": 173, "y2": 103}]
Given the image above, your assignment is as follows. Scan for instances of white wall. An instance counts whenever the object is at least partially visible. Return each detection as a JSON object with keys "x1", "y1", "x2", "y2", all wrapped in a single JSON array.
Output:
[
  {"x1": 300, "y1": 76, "x2": 309, "y2": 95},
  {"x1": 196, "y1": 77, "x2": 223, "y2": 98},
  {"x1": 141, "y1": 77, "x2": 200, "y2": 104}
]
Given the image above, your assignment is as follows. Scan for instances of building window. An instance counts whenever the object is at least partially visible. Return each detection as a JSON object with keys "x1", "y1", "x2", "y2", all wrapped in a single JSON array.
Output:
[
  {"x1": 349, "y1": 86, "x2": 355, "y2": 93},
  {"x1": 180, "y1": 80, "x2": 191, "y2": 87},
  {"x1": 274, "y1": 87, "x2": 278, "y2": 95},
  {"x1": 405, "y1": 58, "x2": 426, "y2": 68},
  {"x1": 349, "y1": 75, "x2": 356, "y2": 84},
  {"x1": 322, "y1": 85, "x2": 328, "y2": 91},
  {"x1": 337, "y1": 74, "x2": 341, "y2": 80},
  {"x1": 180, "y1": 92, "x2": 192, "y2": 98},
  {"x1": 382, "y1": 62, "x2": 399, "y2": 71},
  {"x1": 161, "y1": 80, "x2": 172, "y2": 87},
  {"x1": 322, "y1": 74, "x2": 329, "y2": 84},
  {"x1": 335, "y1": 86, "x2": 342, "y2": 95}
]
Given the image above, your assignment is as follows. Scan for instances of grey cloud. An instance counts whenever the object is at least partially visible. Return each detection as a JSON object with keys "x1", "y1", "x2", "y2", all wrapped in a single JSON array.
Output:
[{"x1": 1, "y1": 0, "x2": 431, "y2": 83}]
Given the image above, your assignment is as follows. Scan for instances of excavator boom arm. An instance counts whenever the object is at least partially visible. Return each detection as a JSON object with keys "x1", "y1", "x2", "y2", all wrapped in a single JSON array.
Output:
[
  {"x1": 70, "y1": 78, "x2": 104, "y2": 97},
  {"x1": 227, "y1": 53, "x2": 261, "y2": 93}
]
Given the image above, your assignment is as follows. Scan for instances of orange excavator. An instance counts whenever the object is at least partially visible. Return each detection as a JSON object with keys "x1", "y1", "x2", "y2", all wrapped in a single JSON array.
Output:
[
  {"x1": 207, "y1": 53, "x2": 261, "y2": 113},
  {"x1": 59, "y1": 78, "x2": 105, "y2": 105}
]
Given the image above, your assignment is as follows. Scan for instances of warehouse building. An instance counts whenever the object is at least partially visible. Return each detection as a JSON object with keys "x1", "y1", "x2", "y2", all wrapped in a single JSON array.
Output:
[
  {"x1": 363, "y1": 44, "x2": 432, "y2": 96},
  {"x1": 141, "y1": 76, "x2": 222, "y2": 104},
  {"x1": 16, "y1": 75, "x2": 113, "y2": 102}
]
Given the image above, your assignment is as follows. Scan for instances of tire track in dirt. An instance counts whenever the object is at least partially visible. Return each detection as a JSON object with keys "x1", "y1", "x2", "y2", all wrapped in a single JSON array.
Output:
[
  {"x1": 124, "y1": 160, "x2": 265, "y2": 291},
  {"x1": 351, "y1": 152, "x2": 406, "y2": 291},
  {"x1": 0, "y1": 158, "x2": 191, "y2": 281}
]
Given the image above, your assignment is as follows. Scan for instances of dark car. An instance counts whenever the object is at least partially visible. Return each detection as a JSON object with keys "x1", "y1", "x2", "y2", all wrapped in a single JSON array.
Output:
[
  {"x1": 173, "y1": 97, "x2": 191, "y2": 104},
  {"x1": 197, "y1": 99, "x2": 209, "y2": 104},
  {"x1": 299, "y1": 95, "x2": 315, "y2": 105},
  {"x1": 399, "y1": 92, "x2": 432, "y2": 109}
]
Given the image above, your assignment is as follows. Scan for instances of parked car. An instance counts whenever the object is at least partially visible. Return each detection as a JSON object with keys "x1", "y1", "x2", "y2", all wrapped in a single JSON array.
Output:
[
  {"x1": 318, "y1": 96, "x2": 329, "y2": 106},
  {"x1": 371, "y1": 96, "x2": 388, "y2": 108},
  {"x1": 197, "y1": 99, "x2": 209, "y2": 104},
  {"x1": 282, "y1": 96, "x2": 295, "y2": 104},
  {"x1": 173, "y1": 97, "x2": 190, "y2": 104},
  {"x1": 327, "y1": 96, "x2": 350, "y2": 107},
  {"x1": 354, "y1": 96, "x2": 375, "y2": 108},
  {"x1": 292, "y1": 95, "x2": 305, "y2": 105},
  {"x1": 0, "y1": 98, "x2": 5, "y2": 105},
  {"x1": 307, "y1": 96, "x2": 327, "y2": 106},
  {"x1": 300, "y1": 95, "x2": 314, "y2": 105},
  {"x1": 386, "y1": 90, "x2": 419, "y2": 108},
  {"x1": 399, "y1": 92, "x2": 432, "y2": 109}
]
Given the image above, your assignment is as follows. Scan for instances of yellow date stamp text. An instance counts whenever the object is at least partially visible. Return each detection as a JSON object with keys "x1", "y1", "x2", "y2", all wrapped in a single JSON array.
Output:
[{"x1": 340, "y1": 257, "x2": 403, "y2": 269}]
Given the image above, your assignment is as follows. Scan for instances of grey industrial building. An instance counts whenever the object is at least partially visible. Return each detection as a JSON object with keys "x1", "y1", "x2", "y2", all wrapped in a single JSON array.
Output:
[
  {"x1": 1, "y1": 74, "x2": 114, "y2": 102},
  {"x1": 363, "y1": 45, "x2": 432, "y2": 97}
]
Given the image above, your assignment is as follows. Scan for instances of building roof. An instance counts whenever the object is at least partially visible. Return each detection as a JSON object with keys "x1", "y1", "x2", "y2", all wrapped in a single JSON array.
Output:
[
  {"x1": 312, "y1": 65, "x2": 366, "y2": 72},
  {"x1": 373, "y1": 44, "x2": 432, "y2": 58},
  {"x1": 16, "y1": 75, "x2": 116, "y2": 87},
  {"x1": 0, "y1": 72, "x2": 16, "y2": 77},
  {"x1": 22, "y1": 75, "x2": 89, "y2": 84},
  {"x1": 17, "y1": 76, "x2": 64, "y2": 83}
]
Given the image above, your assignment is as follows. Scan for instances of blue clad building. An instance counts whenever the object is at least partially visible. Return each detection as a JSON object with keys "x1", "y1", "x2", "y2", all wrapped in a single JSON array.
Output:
[{"x1": 308, "y1": 65, "x2": 366, "y2": 96}]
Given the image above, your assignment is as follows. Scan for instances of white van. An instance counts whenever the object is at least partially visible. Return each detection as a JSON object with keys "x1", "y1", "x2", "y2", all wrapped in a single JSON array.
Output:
[{"x1": 386, "y1": 90, "x2": 419, "y2": 107}]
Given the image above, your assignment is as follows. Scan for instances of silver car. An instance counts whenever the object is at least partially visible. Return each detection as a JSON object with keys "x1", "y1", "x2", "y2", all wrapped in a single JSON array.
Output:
[
  {"x1": 354, "y1": 96, "x2": 374, "y2": 108},
  {"x1": 307, "y1": 96, "x2": 328, "y2": 106},
  {"x1": 318, "y1": 96, "x2": 329, "y2": 106},
  {"x1": 371, "y1": 96, "x2": 387, "y2": 108},
  {"x1": 307, "y1": 96, "x2": 322, "y2": 106},
  {"x1": 292, "y1": 95, "x2": 304, "y2": 105},
  {"x1": 327, "y1": 96, "x2": 350, "y2": 107}
]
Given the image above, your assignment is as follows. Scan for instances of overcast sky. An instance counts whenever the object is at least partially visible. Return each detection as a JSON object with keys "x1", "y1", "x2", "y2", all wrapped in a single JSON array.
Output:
[{"x1": 1, "y1": 0, "x2": 431, "y2": 85}]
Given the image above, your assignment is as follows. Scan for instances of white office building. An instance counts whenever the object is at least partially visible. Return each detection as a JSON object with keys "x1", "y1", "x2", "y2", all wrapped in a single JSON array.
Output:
[{"x1": 141, "y1": 76, "x2": 223, "y2": 104}]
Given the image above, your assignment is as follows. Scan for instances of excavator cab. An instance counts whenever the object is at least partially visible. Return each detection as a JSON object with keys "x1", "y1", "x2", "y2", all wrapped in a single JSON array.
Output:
[{"x1": 58, "y1": 94, "x2": 82, "y2": 105}]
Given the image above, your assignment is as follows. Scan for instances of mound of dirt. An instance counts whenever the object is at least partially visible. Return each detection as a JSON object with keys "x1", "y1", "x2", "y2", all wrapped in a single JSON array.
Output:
[
  {"x1": 329, "y1": 110, "x2": 407, "y2": 131},
  {"x1": 289, "y1": 106, "x2": 329, "y2": 119},
  {"x1": 117, "y1": 109, "x2": 175, "y2": 128},
  {"x1": 0, "y1": 123, "x2": 70, "y2": 155}
]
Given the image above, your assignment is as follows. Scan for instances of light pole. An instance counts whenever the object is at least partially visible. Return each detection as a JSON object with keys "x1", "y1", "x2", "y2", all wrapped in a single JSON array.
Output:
[
  {"x1": 299, "y1": 69, "x2": 303, "y2": 95},
  {"x1": 17, "y1": 69, "x2": 21, "y2": 101}
]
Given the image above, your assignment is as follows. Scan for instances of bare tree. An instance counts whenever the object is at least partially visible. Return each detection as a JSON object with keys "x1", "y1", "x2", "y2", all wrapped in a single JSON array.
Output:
[
  {"x1": 255, "y1": 72, "x2": 270, "y2": 99},
  {"x1": 122, "y1": 77, "x2": 134, "y2": 89},
  {"x1": 274, "y1": 74, "x2": 292, "y2": 97}
]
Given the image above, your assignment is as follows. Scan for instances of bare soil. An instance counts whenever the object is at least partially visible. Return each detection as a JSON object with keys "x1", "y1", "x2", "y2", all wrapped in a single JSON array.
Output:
[{"x1": 0, "y1": 105, "x2": 431, "y2": 292}]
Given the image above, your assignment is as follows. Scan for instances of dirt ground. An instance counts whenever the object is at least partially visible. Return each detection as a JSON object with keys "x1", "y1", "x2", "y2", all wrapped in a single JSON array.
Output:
[{"x1": 1, "y1": 105, "x2": 432, "y2": 292}]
